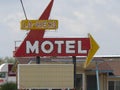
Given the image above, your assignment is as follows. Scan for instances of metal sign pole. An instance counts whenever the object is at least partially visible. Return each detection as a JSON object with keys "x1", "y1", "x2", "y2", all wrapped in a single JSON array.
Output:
[
  {"x1": 96, "y1": 61, "x2": 100, "y2": 90},
  {"x1": 72, "y1": 56, "x2": 76, "y2": 89},
  {"x1": 36, "y1": 56, "x2": 40, "y2": 64}
]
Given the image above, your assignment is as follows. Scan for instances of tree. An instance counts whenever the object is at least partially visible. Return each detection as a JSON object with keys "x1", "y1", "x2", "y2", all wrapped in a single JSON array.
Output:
[{"x1": 0, "y1": 57, "x2": 16, "y2": 64}]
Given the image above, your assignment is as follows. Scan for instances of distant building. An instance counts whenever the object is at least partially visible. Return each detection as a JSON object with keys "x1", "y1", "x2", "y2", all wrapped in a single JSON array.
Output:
[{"x1": 15, "y1": 55, "x2": 120, "y2": 90}]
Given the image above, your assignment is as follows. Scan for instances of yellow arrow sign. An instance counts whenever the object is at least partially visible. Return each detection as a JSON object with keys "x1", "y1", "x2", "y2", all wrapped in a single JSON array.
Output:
[{"x1": 84, "y1": 34, "x2": 100, "y2": 68}]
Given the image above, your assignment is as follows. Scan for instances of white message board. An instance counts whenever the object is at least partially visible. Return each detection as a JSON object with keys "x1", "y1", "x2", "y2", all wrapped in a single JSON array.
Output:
[{"x1": 18, "y1": 64, "x2": 74, "y2": 89}]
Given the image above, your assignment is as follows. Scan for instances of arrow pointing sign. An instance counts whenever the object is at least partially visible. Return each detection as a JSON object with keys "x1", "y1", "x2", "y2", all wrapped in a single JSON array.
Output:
[
  {"x1": 84, "y1": 34, "x2": 100, "y2": 68},
  {"x1": 14, "y1": 38, "x2": 90, "y2": 57},
  {"x1": 14, "y1": 0, "x2": 100, "y2": 68}
]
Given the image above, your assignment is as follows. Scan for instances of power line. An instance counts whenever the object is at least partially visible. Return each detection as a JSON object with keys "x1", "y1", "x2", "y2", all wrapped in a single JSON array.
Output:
[{"x1": 20, "y1": 0, "x2": 28, "y2": 20}]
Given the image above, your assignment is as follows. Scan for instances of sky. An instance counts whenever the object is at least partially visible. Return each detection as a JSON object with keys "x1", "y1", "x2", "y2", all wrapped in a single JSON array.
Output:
[{"x1": 0, "y1": 0, "x2": 120, "y2": 58}]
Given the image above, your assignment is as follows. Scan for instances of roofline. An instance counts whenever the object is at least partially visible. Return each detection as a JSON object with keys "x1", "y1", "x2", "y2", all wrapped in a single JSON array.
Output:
[
  {"x1": 86, "y1": 70, "x2": 113, "y2": 73},
  {"x1": 94, "y1": 55, "x2": 120, "y2": 58}
]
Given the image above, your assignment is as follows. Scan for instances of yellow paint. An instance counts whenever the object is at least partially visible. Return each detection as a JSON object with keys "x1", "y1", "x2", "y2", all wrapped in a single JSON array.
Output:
[
  {"x1": 20, "y1": 20, "x2": 58, "y2": 30},
  {"x1": 84, "y1": 34, "x2": 100, "y2": 68},
  {"x1": 11, "y1": 60, "x2": 19, "y2": 72}
]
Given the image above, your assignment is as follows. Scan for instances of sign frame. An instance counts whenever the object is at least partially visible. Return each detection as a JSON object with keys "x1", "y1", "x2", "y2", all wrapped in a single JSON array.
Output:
[
  {"x1": 18, "y1": 64, "x2": 74, "y2": 89},
  {"x1": 20, "y1": 20, "x2": 58, "y2": 30}
]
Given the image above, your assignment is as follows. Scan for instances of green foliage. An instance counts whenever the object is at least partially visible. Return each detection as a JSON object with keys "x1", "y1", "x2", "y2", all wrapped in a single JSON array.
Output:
[
  {"x1": 0, "y1": 82, "x2": 17, "y2": 90},
  {"x1": 0, "y1": 58, "x2": 4, "y2": 65},
  {"x1": 0, "y1": 57, "x2": 16, "y2": 65}
]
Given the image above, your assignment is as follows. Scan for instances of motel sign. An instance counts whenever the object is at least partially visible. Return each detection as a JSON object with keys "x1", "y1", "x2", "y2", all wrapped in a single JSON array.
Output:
[
  {"x1": 14, "y1": 38, "x2": 90, "y2": 57},
  {"x1": 14, "y1": 0, "x2": 99, "y2": 68},
  {"x1": 25, "y1": 38, "x2": 90, "y2": 56}
]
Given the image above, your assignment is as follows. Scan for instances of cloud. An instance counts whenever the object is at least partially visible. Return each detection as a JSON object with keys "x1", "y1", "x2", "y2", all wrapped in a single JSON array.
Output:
[
  {"x1": 95, "y1": 0, "x2": 112, "y2": 5},
  {"x1": 107, "y1": 14, "x2": 120, "y2": 26},
  {"x1": 1, "y1": 0, "x2": 120, "y2": 57},
  {"x1": 2, "y1": 12, "x2": 24, "y2": 33}
]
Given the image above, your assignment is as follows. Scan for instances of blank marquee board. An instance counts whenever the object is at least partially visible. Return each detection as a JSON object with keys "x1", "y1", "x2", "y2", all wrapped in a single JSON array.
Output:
[{"x1": 18, "y1": 64, "x2": 74, "y2": 89}]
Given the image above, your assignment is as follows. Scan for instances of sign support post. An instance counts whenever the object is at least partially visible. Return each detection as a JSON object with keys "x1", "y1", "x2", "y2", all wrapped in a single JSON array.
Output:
[
  {"x1": 36, "y1": 56, "x2": 40, "y2": 64},
  {"x1": 96, "y1": 61, "x2": 100, "y2": 90},
  {"x1": 72, "y1": 56, "x2": 76, "y2": 89}
]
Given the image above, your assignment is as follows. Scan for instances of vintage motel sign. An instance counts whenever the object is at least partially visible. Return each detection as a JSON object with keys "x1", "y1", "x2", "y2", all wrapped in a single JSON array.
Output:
[
  {"x1": 20, "y1": 20, "x2": 58, "y2": 30},
  {"x1": 14, "y1": 38, "x2": 90, "y2": 57},
  {"x1": 14, "y1": 0, "x2": 99, "y2": 66},
  {"x1": 14, "y1": 35, "x2": 99, "y2": 57}
]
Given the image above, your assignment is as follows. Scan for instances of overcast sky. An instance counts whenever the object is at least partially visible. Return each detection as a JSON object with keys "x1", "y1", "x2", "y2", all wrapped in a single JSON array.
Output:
[{"x1": 0, "y1": 0, "x2": 120, "y2": 57}]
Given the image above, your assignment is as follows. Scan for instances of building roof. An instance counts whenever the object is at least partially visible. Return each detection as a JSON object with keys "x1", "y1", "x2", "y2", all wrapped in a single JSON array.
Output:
[
  {"x1": 106, "y1": 61, "x2": 120, "y2": 76},
  {"x1": 85, "y1": 60, "x2": 120, "y2": 76},
  {"x1": 15, "y1": 56, "x2": 120, "y2": 76}
]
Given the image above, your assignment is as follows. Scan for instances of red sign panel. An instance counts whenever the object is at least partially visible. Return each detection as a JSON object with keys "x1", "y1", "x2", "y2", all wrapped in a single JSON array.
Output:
[
  {"x1": 15, "y1": 38, "x2": 90, "y2": 57},
  {"x1": 8, "y1": 64, "x2": 16, "y2": 76},
  {"x1": 14, "y1": 0, "x2": 91, "y2": 57}
]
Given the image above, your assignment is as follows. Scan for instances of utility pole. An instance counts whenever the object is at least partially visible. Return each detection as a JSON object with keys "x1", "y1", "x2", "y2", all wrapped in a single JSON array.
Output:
[{"x1": 96, "y1": 61, "x2": 100, "y2": 90}]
